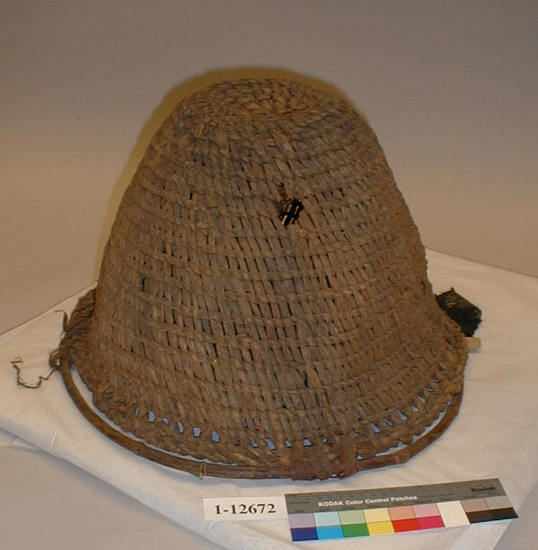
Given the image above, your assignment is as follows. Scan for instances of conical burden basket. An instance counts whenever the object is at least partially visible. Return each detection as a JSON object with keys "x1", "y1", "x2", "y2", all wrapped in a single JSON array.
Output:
[{"x1": 53, "y1": 79, "x2": 468, "y2": 480}]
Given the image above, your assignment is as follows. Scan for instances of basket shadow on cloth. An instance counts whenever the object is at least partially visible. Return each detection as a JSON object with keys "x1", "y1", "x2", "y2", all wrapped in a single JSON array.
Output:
[{"x1": 52, "y1": 78, "x2": 468, "y2": 480}]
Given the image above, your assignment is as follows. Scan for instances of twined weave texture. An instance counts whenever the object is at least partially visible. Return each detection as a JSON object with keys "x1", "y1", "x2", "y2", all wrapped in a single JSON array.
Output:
[{"x1": 55, "y1": 79, "x2": 468, "y2": 479}]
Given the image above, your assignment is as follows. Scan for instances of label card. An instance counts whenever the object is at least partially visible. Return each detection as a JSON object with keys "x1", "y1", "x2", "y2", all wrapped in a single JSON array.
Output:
[{"x1": 203, "y1": 496, "x2": 287, "y2": 521}]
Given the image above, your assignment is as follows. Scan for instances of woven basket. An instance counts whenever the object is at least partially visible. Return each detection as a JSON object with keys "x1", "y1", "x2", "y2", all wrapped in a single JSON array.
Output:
[{"x1": 53, "y1": 78, "x2": 468, "y2": 480}]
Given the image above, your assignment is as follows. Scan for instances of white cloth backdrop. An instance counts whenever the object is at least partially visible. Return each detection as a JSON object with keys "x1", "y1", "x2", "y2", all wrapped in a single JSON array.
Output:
[{"x1": 1, "y1": 250, "x2": 537, "y2": 550}]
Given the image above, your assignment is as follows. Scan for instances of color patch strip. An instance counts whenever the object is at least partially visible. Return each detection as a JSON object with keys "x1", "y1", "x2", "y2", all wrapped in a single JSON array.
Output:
[
  {"x1": 287, "y1": 497, "x2": 517, "y2": 541},
  {"x1": 286, "y1": 478, "x2": 517, "y2": 542}
]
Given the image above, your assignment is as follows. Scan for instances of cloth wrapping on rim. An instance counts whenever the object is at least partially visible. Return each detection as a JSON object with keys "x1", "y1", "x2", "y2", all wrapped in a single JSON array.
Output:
[{"x1": 1, "y1": 250, "x2": 537, "y2": 550}]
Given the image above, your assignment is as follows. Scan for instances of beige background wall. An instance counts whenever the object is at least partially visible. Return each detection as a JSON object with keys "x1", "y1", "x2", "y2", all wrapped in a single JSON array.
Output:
[{"x1": 1, "y1": 0, "x2": 537, "y2": 333}]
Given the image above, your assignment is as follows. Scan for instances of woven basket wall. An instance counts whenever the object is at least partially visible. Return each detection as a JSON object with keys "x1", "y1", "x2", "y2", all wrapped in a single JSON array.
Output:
[{"x1": 54, "y1": 78, "x2": 468, "y2": 480}]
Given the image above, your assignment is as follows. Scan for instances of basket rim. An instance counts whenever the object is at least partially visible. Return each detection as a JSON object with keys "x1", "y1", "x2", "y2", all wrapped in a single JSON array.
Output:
[{"x1": 59, "y1": 358, "x2": 463, "y2": 480}]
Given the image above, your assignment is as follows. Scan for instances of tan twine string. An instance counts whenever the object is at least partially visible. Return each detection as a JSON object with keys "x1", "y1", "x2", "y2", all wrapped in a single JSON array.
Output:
[
  {"x1": 11, "y1": 357, "x2": 60, "y2": 389},
  {"x1": 11, "y1": 310, "x2": 67, "y2": 389}
]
